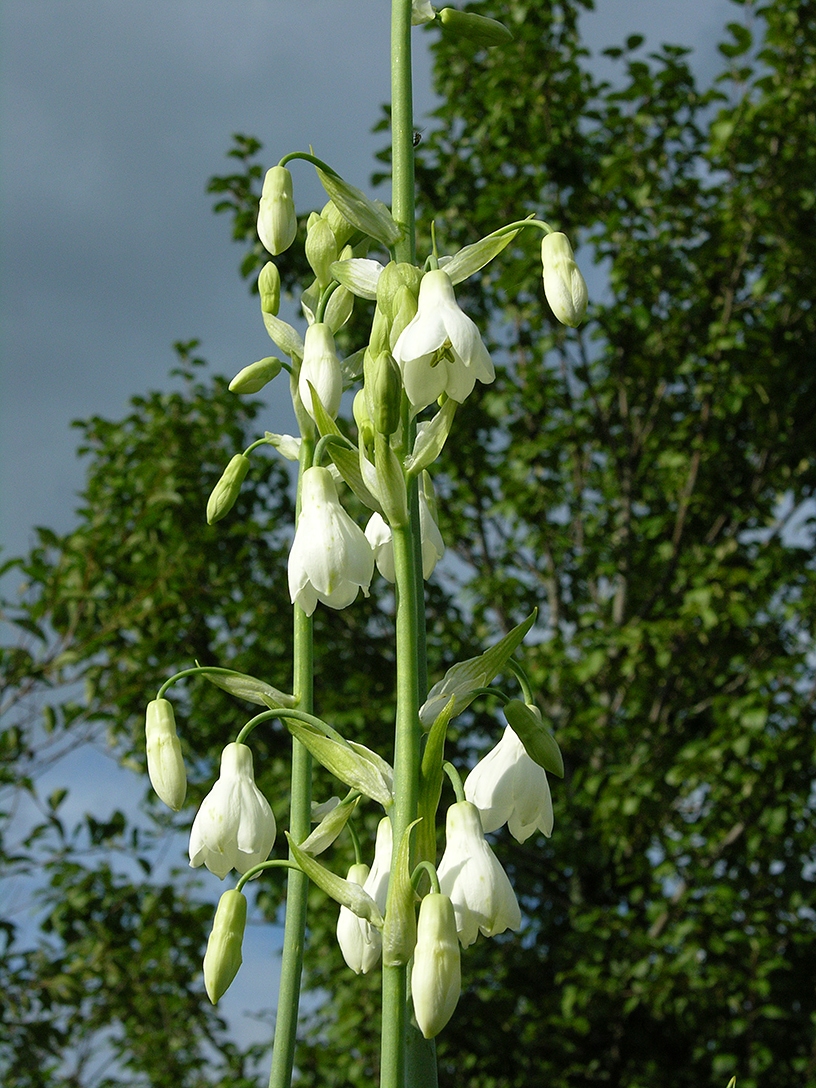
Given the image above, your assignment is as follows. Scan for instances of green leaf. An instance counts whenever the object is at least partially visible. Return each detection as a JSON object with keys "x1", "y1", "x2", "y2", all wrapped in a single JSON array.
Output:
[
  {"x1": 441, "y1": 225, "x2": 522, "y2": 285},
  {"x1": 316, "y1": 169, "x2": 402, "y2": 248},
  {"x1": 204, "y1": 668, "x2": 296, "y2": 708},
  {"x1": 286, "y1": 834, "x2": 384, "y2": 926},
  {"x1": 405, "y1": 399, "x2": 458, "y2": 477},
  {"x1": 419, "y1": 610, "x2": 537, "y2": 726},
  {"x1": 283, "y1": 717, "x2": 393, "y2": 808}
]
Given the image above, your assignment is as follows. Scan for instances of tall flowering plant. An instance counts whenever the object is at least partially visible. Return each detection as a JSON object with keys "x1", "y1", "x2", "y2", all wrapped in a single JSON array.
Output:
[{"x1": 143, "y1": 3, "x2": 586, "y2": 1085}]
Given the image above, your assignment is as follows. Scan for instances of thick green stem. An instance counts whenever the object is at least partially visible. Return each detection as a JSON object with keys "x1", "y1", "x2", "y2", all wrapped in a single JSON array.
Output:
[
  {"x1": 391, "y1": 0, "x2": 416, "y2": 265},
  {"x1": 381, "y1": 522, "x2": 422, "y2": 1088},
  {"x1": 268, "y1": 438, "x2": 315, "y2": 1088}
]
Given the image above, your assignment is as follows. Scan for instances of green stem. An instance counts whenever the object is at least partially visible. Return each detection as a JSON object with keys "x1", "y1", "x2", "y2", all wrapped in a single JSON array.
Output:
[
  {"x1": 391, "y1": 0, "x2": 415, "y2": 265},
  {"x1": 268, "y1": 436, "x2": 315, "y2": 1088}
]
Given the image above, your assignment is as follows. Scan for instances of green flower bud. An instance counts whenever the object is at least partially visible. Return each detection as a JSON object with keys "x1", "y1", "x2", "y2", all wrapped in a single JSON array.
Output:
[
  {"x1": 258, "y1": 261, "x2": 281, "y2": 315},
  {"x1": 411, "y1": 893, "x2": 461, "y2": 1038},
  {"x1": 541, "y1": 232, "x2": 588, "y2": 328},
  {"x1": 438, "y1": 7, "x2": 513, "y2": 47},
  {"x1": 389, "y1": 285, "x2": 419, "y2": 351},
  {"x1": 145, "y1": 698, "x2": 186, "y2": 811},
  {"x1": 229, "y1": 357, "x2": 282, "y2": 395},
  {"x1": 321, "y1": 199, "x2": 355, "y2": 248},
  {"x1": 324, "y1": 284, "x2": 354, "y2": 333},
  {"x1": 306, "y1": 216, "x2": 340, "y2": 288},
  {"x1": 353, "y1": 388, "x2": 375, "y2": 450},
  {"x1": 206, "y1": 454, "x2": 250, "y2": 525},
  {"x1": 365, "y1": 350, "x2": 403, "y2": 436},
  {"x1": 257, "y1": 166, "x2": 297, "y2": 255},
  {"x1": 376, "y1": 262, "x2": 421, "y2": 321},
  {"x1": 369, "y1": 306, "x2": 392, "y2": 358},
  {"x1": 203, "y1": 889, "x2": 247, "y2": 1004}
]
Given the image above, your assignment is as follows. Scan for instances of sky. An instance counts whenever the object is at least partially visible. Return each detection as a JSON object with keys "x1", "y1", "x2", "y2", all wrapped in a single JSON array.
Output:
[{"x1": 0, "y1": 0, "x2": 741, "y2": 1059}]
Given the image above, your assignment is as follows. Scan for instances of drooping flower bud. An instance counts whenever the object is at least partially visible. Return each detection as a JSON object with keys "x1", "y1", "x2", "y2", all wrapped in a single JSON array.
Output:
[
  {"x1": 145, "y1": 698, "x2": 186, "y2": 811},
  {"x1": 258, "y1": 166, "x2": 297, "y2": 255},
  {"x1": 203, "y1": 889, "x2": 247, "y2": 1003},
  {"x1": 258, "y1": 261, "x2": 281, "y2": 315},
  {"x1": 365, "y1": 350, "x2": 403, "y2": 436},
  {"x1": 438, "y1": 7, "x2": 513, "y2": 46},
  {"x1": 206, "y1": 454, "x2": 250, "y2": 525},
  {"x1": 411, "y1": 893, "x2": 461, "y2": 1038},
  {"x1": 298, "y1": 323, "x2": 343, "y2": 421},
  {"x1": 541, "y1": 232, "x2": 588, "y2": 328},
  {"x1": 305, "y1": 215, "x2": 339, "y2": 288},
  {"x1": 229, "y1": 357, "x2": 282, "y2": 394},
  {"x1": 336, "y1": 863, "x2": 381, "y2": 974}
]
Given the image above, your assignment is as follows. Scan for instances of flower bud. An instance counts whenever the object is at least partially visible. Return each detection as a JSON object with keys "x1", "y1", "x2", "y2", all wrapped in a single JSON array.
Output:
[
  {"x1": 541, "y1": 232, "x2": 588, "y2": 328},
  {"x1": 353, "y1": 389, "x2": 375, "y2": 450},
  {"x1": 324, "y1": 285, "x2": 354, "y2": 333},
  {"x1": 438, "y1": 7, "x2": 513, "y2": 47},
  {"x1": 206, "y1": 454, "x2": 250, "y2": 525},
  {"x1": 258, "y1": 166, "x2": 297, "y2": 255},
  {"x1": 305, "y1": 216, "x2": 339, "y2": 288},
  {"x1": 298, "y1": 323, "x2": 343, "y2": 421},
  {"x1": 365, "y1": 350, "x2": 403, "y2": 436},
  {"x1": 145, "y1": 698, "x2": 186, "y2": 811},
  {"x1": 321, "y1": 199, "x2": 355, "y2": 248},
  {"x1": 411, "y1": 893, "x2": 461, "y2": 1038},
  {"x1": 375, "y1": 261, "x2": 421, "y2": 321},
  {"x1": 336, "y1": 863, "x2": 381, "y2": 974},
  {"x1": 203, "y1": 889, "x2": 247, "y2": 1003},
  {"x1": 389, "y1": 285, "x2": 420, "y2": 351},
  {"x1": 258, "y1": 261, "x2": 281, "y2": 315},
  {"x1": 229, "y1": 357, "x2": 282, "y2": 394}
]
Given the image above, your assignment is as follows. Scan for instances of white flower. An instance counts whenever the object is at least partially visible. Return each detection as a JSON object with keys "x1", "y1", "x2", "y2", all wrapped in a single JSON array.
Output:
[
  {"x1": 541, "y1": 232, "x2": 588, "y2": 328},
  {"x1": 411, "y1": 893, "x2": 461, "y2": 1039},
  {"x1": 465, "y1": 726, "x2": 553, "y2": 843},
  {"x1": 336, "y1": 818, "x2": 392, "y2": 973},
  {"x1": 437, "y1": 800, "x2": 521, "y2": 947},
  {"x1": 189, "y1": 743, "x2": 276, "y2": 880},
  {"x1": 411, "y1": 0, "x2": 436, "y2": 25},
  {"x1": 392, "y1": 269, "x2": 494, "y2": 412},
  {"x1": 288, "y1": 466, "x2": 374, "y2": 616},
  {"x1": 298, "y1": 322, "x2": 343, "y2": 420},
  {"x1": 336, "y1": 863, "x2": 381, "y2": 974},
  {"x1": 364, "y1": 481, "x2": 444, "y2": 581}
]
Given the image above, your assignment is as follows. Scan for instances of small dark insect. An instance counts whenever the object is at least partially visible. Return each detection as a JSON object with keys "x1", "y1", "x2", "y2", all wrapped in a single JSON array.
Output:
[{"x1": 412, "y1": 130, "x2": 423, "y2": 147}]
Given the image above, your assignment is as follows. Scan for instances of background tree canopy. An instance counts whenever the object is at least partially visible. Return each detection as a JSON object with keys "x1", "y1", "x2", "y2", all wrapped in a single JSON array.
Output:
[{"x1": 2, "y1": 1, "x2": 814, "y2": 1085}]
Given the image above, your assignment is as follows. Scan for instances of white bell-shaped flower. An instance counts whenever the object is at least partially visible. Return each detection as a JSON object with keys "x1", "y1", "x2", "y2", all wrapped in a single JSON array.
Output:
[
  {"x1": 464, "y1": 726, "x2": 553, "y2": 843},
  {"x1": 364, "y1": 481, "x2": 444, "y2": 582},
  {"x1": 288, "y1": 467, "x2": 374, "y2": 616},
  {"x1": 189, "y1": 743, "x2": 276, "y2": 880},
  {"x1": 336, "y1": 862, "x2": 381, "y2": 975},
  {"x1": 335, "y1": 817, "x2": 392, "y2": 973},
  {"x1": 392, "y1": 269, "x2": 494, "y2": 412},
  {"x1": 298, "y1": 322, "x2": 343, "y2": 421},
  {"x1": 411, "y1": 0, "x2": 436, "y2": 25},
  {"x1": 437, "y1": 800, "x2": 521, "y2": 947}
]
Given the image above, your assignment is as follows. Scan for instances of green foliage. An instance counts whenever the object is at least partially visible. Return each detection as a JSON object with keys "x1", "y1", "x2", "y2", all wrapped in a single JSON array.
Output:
[{"x1": 2, "y1": 0, "x2": 816, "y2": 1085}]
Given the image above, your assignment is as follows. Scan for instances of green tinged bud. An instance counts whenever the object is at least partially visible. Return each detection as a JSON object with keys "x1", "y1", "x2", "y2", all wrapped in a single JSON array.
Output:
[
  {"x1": 203, "y1": 889, "x2": 247, "y2": 1004},
  {"x1": 206, "y1": 454, "x2": 250, "y2": 525},
  {"x1": 321, "y1": 199, "x2": 355, "y2": 248},
  {"x1": 369, "y1": 306, "x2": 392, "y2": 357},
  {"x1": 365, "y1": 350, "x2": 403, "y2": 436},
  {"x1": 145, "y1": 698, "x2": 186, "y2": 811},
  {"x1": 540, "y1": 232, "x2": 588, "y2": 328},
  {"x1": 258, "y1": 261, "x2": 281, "y2": 315},
  {"x1": 257, "y1": 166, "x2": 297, "y2": 255},
  {"x1": 353, "y1": 389, "x2": 375, "y2": 450},
  {"x1": 376, "y1": 262, "x2": 421, "y2": 320},
  {"x1": 411, "y1": 893, "x2": 461, "y2": 1038},
  {"x1": 438, "y1": 7, "x2": 513, "y2": 47},
  {"x1": 229, "y1": 357, "x2": 282, "y2": 394},
  {"x1": 389, "y1": 285, "x2": 419, "y2": 350},
  {"x1": 305, "y1": 216, "x2": 339, "y2": 288}
]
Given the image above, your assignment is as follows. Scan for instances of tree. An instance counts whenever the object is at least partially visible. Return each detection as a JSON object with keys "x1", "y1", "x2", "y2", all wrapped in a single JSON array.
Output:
[{"x1": 2, "y1": 0, "x2": 815, "y2": 1085}]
